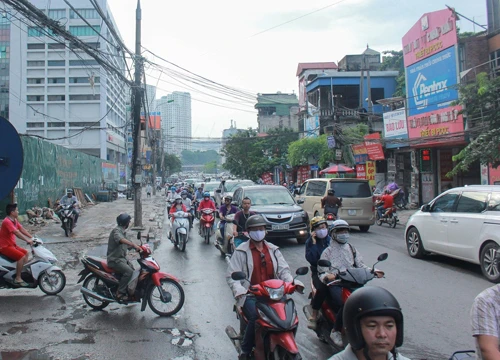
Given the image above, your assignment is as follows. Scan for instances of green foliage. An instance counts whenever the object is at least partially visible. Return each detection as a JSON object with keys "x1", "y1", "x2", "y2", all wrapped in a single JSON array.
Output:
[
  {"x1": 163, "y1": 153, "x2": 182, "y2": 176},
  {"x1": 380, "y1": 50, "x2": 405, "y2": 97},
  {"x1": 340, "y1": 124, "x2": 369, "y2": 145},
  {"x1": 204, "y1": 160, "x2": 218, "y2": 173},
  {"x1": 288, "y1": 135, "x2": 333, "y2": 168},
  {"x1": 447, "y1": 72, "x2": 500, "y2": 176},
  {"x1": 181, "y1": 150, "x2": 220, "y2": 165}
]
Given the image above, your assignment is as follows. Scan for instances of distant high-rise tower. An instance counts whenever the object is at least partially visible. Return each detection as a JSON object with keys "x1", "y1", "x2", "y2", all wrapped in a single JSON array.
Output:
[{"x1": 159, "y1": 92, "x2": 191, "y2": 156}]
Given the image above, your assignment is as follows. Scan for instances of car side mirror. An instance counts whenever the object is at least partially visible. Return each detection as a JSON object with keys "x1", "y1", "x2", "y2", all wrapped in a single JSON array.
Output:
[
  {"x1": 231, "y1": 271, "x2": 246, "y2": 281},
  {"x1": 421, "y1": 204, "x2": 430, "y2": 212},
  {"x1": 297, "y1": 199, "x2": 305, "y2": 205}
]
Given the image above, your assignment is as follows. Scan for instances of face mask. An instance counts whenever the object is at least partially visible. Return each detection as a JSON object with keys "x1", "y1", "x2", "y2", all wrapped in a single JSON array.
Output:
[
  {"x1": 336, "y1": 233, "x2": 349, "y2": 244},
  {"x1": 249, "y1": 230, "x2": 266, "y2": 242},
  {"x1": 316, "y1": 228, "x2": 328, "y2": 239}
]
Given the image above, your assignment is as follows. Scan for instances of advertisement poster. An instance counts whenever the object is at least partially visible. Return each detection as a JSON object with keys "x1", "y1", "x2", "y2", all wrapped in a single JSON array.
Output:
[
  {"x1": 297, "y1": 165, "x2": 310, "y2": 184},
  {"x1": 304, "y1": 115, "x2": 320, "y2": 137},
  {"x1": 356, "y1": 164, "x2": 366, "y2": 179},
  {"x1": 366, "y1": 161, "x2": 375, "y2": 186},
  {"x1": 364, "y1": 133, "x2": 385, "y2": 160},
  {"x1": 383, "y1": 109, "x2": 408, "y2": 148},
  {"x1": 351, "y1": 144, "x2": 369, "y2": 164},
  {"x1": 406, "y1": 46, "x2": 459, "y2": 117},
  {"x1": 261, "y1": 172, "x2": 273, "y2": 185},
  {"x1": 489, "y1": 165, "x2": 500, "y2": 185},
  {"x1": 102, "y1": 162, "x2": 117, "y2": 181},
  {"x1": 407, "y1": 105, "x2": 464, "y2": 145}
]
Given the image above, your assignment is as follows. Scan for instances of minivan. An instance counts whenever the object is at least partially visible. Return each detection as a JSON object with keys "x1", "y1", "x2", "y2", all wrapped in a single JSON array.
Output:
[{"x1": 295, "y1": 178, "x2": 375, "y2": 232}]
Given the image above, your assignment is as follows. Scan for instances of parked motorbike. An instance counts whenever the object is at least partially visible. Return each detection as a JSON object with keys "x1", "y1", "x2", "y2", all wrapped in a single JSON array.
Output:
[
  {"x1": 59, "y1": 203, "x2": 76, "y2": 237},
  {"x1": 169, "y1": 210, "x2": 190, "y2": 252},
  {"x1": 303, "y1": 253, "x2": 388, "y2": 351},
  {"x1": 375, "y1": 200, "x2": 398, "y2": 228},
  {"x1": 78, "y1": 233, "x2": 185, "y2": 316},
  {"x1": 226, "y1": 267, "x2": 309, "y2": 360},
  {"x1": 0, "y1": 237, "x2": 66, "y2": 295},
  {"x1": 199, "y1": 208, "x2": 215, "y2": 244},
  {"x1": 216, "y1": 213, "x2": 236, "y2": 257}
]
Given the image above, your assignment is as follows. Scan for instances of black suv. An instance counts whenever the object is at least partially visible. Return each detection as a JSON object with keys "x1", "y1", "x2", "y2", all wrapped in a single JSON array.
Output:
[{"x1": 232, "y1": 185, "x2": 310, "y2": 244}]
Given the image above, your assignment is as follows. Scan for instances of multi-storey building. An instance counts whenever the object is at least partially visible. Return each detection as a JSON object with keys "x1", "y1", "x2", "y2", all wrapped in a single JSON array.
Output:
[
  {"x1": 8, "y1": 0, "x2": 128, "y2": 163},
  {"x1": 158, "y1": 91, "x2": 191, "y2": 156},
  {"x1": 255, "y1": 92, "x2": 299, "y2": 133}
]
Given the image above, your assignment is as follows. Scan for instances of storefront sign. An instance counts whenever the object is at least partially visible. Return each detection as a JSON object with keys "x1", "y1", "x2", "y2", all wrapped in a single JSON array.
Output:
[
  {"x1": 261, "y1": 172, "x2": 273, "y2": 185},
  {"x1": 351, "y1": 144, "x2": 368, "y2": 164},
  {"x1": 366, "y1": 161, "x2": 375, "y2": 186},
  {"x1": 364, "y1": 133, "x2": 385, "y2": 160},
  {"x1": 297, "y1": 165, "x2": 310, "y2": 184},
  {"x1": 402, "y1": 8, "x2": 457, "y2": 67},
  {"x1": 383, "y1": 109, "x2": 408, "y2": 149},
  {"x1": 489, "y1": 165, "x2": 500, "y2": 185},
  {"x1": 407, "y1": 105, "x2": 464, "y2": 145},
  {"x1": 356, "y1": 164, "x2": 366, "y2": 179}
]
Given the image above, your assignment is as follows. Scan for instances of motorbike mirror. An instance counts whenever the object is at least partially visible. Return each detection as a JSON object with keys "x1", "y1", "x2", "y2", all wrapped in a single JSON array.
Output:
[
  {"x1": 377, "y1": 253, "x2": 388, "y2": 262},
  {"x1": 295, "y1": 267, "x2": 309, "y2": 276},
  {"x1": 231, "y1": 271, "x2": 247, "y2": 281},
  {"x1": 137, "y1": 232, "x2": 141, "y2": 240},
  {"x1": 318, "y1": 259, "x2": 331, "y2": 268}
]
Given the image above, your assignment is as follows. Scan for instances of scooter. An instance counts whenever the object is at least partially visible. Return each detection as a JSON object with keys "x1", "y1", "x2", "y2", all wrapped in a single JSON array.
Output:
[
  {"x1": 226, "y1": 267, "x2": 309, "y2": 360},
  {"x1": 303, "y1": 253, "x2": 388, "y2": 351},
  {"x1": 325, "y1": 213, "x2": 337, "y2": 229},
  {"x1": 0, "y1": 237, "x2": 66, "y2": 295},
  {"x1": 375, "y1": 201, "x2": 398, "y2": 228},
  {"x1": 59, "y1": 203, "x2": 76, "y2": 237},
  {"x1": 199, "y1": 208, "x2": 215, "y2": 244},
  {"x1": 169, "y1": 211, "x2": 190, "y2": 252},
  {"x1": 192, "y1": 200, "x2": 200, "y2": 220},
  {"x1": 78, "y1": 233, "x2": 185, "y2": 316},
  {"x1": 216, "y1": 213, "x2": 236, "y2": 257}
]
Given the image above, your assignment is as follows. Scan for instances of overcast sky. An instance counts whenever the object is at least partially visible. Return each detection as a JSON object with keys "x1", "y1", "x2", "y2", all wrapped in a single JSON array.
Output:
[{"x1": 108, "y1": 0, "x2": 486, "y2": 138}]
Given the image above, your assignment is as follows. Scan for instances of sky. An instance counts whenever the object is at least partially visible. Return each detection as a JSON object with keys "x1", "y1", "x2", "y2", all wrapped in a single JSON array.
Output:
[{"x1": 108, "y1": 0, "x2": 487, "y2": 139}]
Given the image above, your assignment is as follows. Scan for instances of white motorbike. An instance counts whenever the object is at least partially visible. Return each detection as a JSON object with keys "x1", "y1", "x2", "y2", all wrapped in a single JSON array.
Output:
[
  {"x1": 169, "y1": 211, "x2": 190, "y2": 252},
  {"x1": 216, "y1": 213, "x2": 236, "y2": 258},
  {"x1": 0, "y1": 238, "x2": 66, "y2": 295}
]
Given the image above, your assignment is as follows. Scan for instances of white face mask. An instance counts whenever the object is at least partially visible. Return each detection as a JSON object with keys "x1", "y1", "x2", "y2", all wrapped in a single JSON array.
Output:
[
  {"x1": 316, "y1": 228, "x2": 328, "y2": 239},
  {"x1": 249, "y1": 230, "x2": 266, "y2": 242},
  {"x1": 336, "y1": 233, "x2": 349, "y2": 244}
]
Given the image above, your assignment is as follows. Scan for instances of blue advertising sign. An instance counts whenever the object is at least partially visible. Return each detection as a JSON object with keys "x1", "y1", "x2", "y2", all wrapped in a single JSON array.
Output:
[
  {"x1": 305, "y1": 115, "x2": 319, "y2": 137},
  {"x1": 354, "y1": 154, "x2": 369, "y2": 164},
  {"x1": 406, "y1": 46, "x2": 458, "y2": 117},
  {"x1": 327, "y1": 135, "x2": 336, "y2": 149}
]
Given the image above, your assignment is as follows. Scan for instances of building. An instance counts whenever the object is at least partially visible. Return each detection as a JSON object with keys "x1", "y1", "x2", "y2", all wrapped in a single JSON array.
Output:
[
  {"x1": 8, "y1": 0, "x2": 128, "y2": 164},
  {"x1": 255, "y1": 92, "x2": 299, "y2": 133},
  {"x1": 144, "y1": 84, "x2": 157, "y2": 112},
  {"x1": 158, "y1": 91, "x2": 192, "y2": 156},
  {"x1": 338, "y1": 46, "x2": 382, "y2": 72}
]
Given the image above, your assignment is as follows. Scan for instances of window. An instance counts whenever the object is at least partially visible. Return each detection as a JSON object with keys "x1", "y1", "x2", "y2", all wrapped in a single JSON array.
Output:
[
  {"x1": 28, "y1": 27, "x2": 44, "y2": 37},
  {"x1": 69, "y1": 25, "x2": 101, "y2": 37},
  {"x1": 47, "y1": 122, "x2": 64, "y2": 127},
  {"x1": 431, "y1": 193, "x2": 459, "y2": 213},
  {"x1": 0, "y1": 46, "x2": 6, "y2": 59},
  {"x1": 48, "y1": 9, "x2": 66, "y2": 20},
  {"x1": 455, "y1": 192, "x2": 488, "y2": 213},
  {"x1": 69, "y1": 42, "x2": 100, "y2": 50},
  {"x1": 48, "y1": 60, "x2": 65, "y2": 67},
  {"x1": 27, "y1": 60, "x2": 44, "y2": 67},
  {"x1": 69, "y1": 59, "x2": 99, "y2": 66},
  {"x1": 69, "y1": 9, "x2": 100, "y2": 19},
  {"x1": 69, "y1": 94, "x2": 100, "y2": 101},
  {"x1": 330, "y1": 181, "x2": 371, "y2": 198},
  {"x1": 488, "y1": 193, "x2": 500, "y2": 211},
  {"x1": 297, "y1": 183, "x2": 307, "y2": 195},
  {"x1": 27, "y1": 43, "x2": 45, "y2": 50},
  {"x1": 48, "y1": 95, "x2": 65, "y2": 101},
  {"x1": 48, "y1": 43, "x2": 65, "y2": 50},
  {"x1": 305, "y1": 181, "x2": 327, "y2": 197},
  {"x1": 69, "y1": 76, "x2": 100, "y2": 84},
  {"x1": 27, "y1": 78, "x2": 44, "y2": 84},
  {"x1": 48, "y1": 78, "x2": 65, "y2": 84},
  {"x1": 70, "y1": 122, "x2": 96, "y2": 127},
  {"x1": 27, "y1": 95, "x2": 44, "y2": 102},
  {"x1": 27, "y1": 122, "x2": 44, "y2": 128},
  {"x1": 370, "y1": 88, "x2": 385, "y2": 102}
]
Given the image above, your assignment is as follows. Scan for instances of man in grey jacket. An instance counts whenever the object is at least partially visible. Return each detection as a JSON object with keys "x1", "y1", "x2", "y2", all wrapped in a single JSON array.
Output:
[{"x1": 226, "y1": 214, "x2": 304, "y2": 360}]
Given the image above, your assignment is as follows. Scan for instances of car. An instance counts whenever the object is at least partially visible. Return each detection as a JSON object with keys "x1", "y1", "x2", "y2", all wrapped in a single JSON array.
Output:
[
  {"x1": 224, "y1": 179, "x2": 255, "y2": 198},
  {"x1": 405, "y1": 185, "x2": 500, "y2": 283},
  {"x1": 202, "y1": 182, "x2": 221, "y2": 201},
  {"x1": 232, "y1": 185, "x2": 310, "y2": 244},
  {"x1": 294, "y1": 178, "x2": 375, "y2": 232}
]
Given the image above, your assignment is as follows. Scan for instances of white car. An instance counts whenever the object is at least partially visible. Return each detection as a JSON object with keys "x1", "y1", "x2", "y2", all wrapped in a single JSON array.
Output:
[{"x1": 405, "y1": 185, "x2": 500, "y2": 282}]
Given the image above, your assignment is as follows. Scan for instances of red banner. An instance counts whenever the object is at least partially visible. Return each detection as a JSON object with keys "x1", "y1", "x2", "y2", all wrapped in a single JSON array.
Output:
[
  {"x1": 261, "y1": 172, "x2": 273, "y2": 185},
  {"x1": 356, "y1": 164, "x2": 366, "y2": 179},
  {"x1": 364, "y1": 133, "x2": 385, "y2": 160}
]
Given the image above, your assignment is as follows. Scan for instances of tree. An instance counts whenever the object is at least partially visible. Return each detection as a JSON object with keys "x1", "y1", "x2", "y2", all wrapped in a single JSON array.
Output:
[
  {"x1": 204, "y1": 160, "x2": 217, "y2": 173},
  {"x1": 448, "y1": 72, "x2": 500, "y2": 176},
  {"x1": 181, "y1": 150, "x2": 220, "y2": 165},
  {"x1": 380, "y1": 50, "x2": 405, "y2": 97},
  {"x1": 288, "y1": 135, "x2": 332, "y2": 168},
  {"x1": 162, "y1": 153, "x2": 182, "y2": 176}
]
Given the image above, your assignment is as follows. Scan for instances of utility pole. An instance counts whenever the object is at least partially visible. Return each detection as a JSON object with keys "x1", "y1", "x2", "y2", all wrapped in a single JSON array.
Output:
[{"x1": 132, "y1": 0, "x2": 143, "y2": 228}]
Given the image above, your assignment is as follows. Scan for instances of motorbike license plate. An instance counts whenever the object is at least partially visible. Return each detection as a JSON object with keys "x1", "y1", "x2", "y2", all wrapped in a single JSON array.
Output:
[
  {"x1": 348, "y1": 210, "x2": 357, "y2": 216},
  {"x1": 272, "y1": 224, "x2": 289, "y2": 230}
]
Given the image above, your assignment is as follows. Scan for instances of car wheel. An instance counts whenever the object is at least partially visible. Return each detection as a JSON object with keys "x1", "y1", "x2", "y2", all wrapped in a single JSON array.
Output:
[
  {"x1": 359, "y1": 226, "x2": 370, "y2": 232},
  {"x1": 406, "y1": 227, "x2": 426, "y2": 259},
  {"x1": 480, "y1": 242, "x2": 500, "y2": 283}
]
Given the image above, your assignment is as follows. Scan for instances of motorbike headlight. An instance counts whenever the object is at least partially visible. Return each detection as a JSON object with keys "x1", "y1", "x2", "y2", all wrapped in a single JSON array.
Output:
[
  {"x1": 257, "y1": 308, "x2": 278, "y2": 328},
  {"x1": 265, "y1": 284, "x2": 285, "y2": 301}
]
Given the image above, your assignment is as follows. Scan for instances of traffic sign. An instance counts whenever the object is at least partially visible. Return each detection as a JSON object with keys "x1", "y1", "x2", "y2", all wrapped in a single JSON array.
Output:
[{"x1": 327, "y1": 136, "x2": 336, "y2": 149}]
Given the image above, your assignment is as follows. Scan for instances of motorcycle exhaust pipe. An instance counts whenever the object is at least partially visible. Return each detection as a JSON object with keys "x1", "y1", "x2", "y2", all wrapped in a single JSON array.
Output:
[{"x1": 80, "y1": 287, "x2": 115, "y2": 303}]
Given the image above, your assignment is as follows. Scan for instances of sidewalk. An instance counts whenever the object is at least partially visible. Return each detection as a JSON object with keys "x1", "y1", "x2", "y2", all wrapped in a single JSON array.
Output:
[{"x1": 397, "y1": 208, "x2": 419, "y2": 226}]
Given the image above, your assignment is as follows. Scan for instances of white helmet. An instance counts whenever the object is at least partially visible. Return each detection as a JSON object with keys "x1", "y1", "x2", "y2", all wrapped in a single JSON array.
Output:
[{"x1": 330, "y1": 219, "x2": 350, "y2": 233}]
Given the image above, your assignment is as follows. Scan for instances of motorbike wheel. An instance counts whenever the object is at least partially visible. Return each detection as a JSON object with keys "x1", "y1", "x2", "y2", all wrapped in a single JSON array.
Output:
[
  {"x1": 273, "y1": 346, "x2": 302, "y2": 360},
  {"x1": 376, "y1": 212, "x2": 382, "y2": 226},
  {"x1": 63, "y1": 220, "x2": 71, "y2": 237},
  {"x1": 179, "y1": 233, "x2": 186, "y2": 252},
  {"x1": 39, "y1": 270, "x2": 66, "y2": 295},
  {"x1": 82, "y1": 275, "x2": 110, "y2": 310},
  {"x1": 204, "y1": 231, "x2": 210, "y2": 244},
  {"x1": 391, "y1": 216, "x2": 397, "y2": 228},
  {"x1": 148, "y1": 278, "x2": 185, "y2": 316}
]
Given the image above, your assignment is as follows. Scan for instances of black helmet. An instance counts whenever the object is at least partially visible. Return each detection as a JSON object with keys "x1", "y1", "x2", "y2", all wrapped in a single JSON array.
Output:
[
  {"x1": 245, "y1": 214, "x2": 267, "y2": 230},
  {"x1": 343, "y1": 286, "x2": 404, "y2": 351},
  {"x1": 116, "y1": 213, "x2": 131, "y2": 227},
  {"x1": 327, "y1": 189, "x2": 335, "y2": 195},
  {"x1": 224, "y1": 195, "x2": 233, "y2": 202}
]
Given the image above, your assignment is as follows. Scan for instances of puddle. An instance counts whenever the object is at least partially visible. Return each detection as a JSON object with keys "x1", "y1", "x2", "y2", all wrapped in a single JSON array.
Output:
[{"x1": 0, "y1": 349, "x2": 52, "y2": 360}]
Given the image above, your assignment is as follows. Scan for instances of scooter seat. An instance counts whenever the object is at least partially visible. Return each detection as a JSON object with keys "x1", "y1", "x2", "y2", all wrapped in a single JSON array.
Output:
[
  {"x1": 0, "y1": 253, "x2": 15, "y2": 262},
  {"x1": 86, "y1": 256, "x2": 115, "y2": 273}
]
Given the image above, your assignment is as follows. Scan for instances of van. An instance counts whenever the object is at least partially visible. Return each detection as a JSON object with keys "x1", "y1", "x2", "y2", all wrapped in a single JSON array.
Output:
[{"x1": 295, "y1": 178, "x2": 375, "y2": 232}]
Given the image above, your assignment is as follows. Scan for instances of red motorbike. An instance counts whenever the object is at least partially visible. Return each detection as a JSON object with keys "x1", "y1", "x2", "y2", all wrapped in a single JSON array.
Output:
[
  {"x1": 226, "y1": 267, "x2": 309, "y2": 360},
  {"x1": 78, "y1": 233, "x2": 185, "y2": 316},
  {"x1": 303, "y1": 254, "x2": 387, "y2": 351},
  {"x1": 199, "y1": 208, "x2": 215, "y2": 244}
]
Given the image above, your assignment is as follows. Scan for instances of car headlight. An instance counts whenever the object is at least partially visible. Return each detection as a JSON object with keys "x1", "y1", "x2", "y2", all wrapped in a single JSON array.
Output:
[
  {"x1": 294, "y1": 211, "x2": 306, "y2": 219},
  {"x1": 265, "y1": 284, "x2": 285, "y2": 301}
]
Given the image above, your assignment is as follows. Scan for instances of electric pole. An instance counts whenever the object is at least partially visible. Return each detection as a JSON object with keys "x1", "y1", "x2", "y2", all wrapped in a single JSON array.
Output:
[{"x1": 132, "y1": 0, "x2": 143, "y2": 227}]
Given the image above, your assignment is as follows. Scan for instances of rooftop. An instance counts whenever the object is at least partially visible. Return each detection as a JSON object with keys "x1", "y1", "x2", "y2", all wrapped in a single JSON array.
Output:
[{"x1": 296, "y1": 62, "x2": 338, "y2": 76}]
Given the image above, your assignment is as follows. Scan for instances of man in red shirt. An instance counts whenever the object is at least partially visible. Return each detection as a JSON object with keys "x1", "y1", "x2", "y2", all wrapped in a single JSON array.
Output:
[
  {"x1": 377, "y1": 189, "x2": 394, "y2": 219},
  {"x1": 0, "y1": 203, "x2": 34, "y2": 287}
]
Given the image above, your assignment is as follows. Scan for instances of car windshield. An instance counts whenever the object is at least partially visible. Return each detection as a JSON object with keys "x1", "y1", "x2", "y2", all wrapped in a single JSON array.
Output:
[
  {"x1": 203, "y1": 183, "x2": 219, "y2": 191},
  {"x1": 330, "y1": 182, "x2": 371, "y2": 198},
  {"x1": 244, "y1": 188, "x2": 295, "y2": 206},
  {"x1": 226, "y1": 181, "x2": 254, "y2": 191}
]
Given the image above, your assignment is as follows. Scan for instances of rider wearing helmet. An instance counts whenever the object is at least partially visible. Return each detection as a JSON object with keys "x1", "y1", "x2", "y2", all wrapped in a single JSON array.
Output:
[
  {"x1": 321, "y1": 188, "x2": 342, "y2": 216},
  {"x1": 227, "y1": 214, "x2": 304, "y2": 360},
  {"x1": 169, "y1": 195, "x2": 187, "y2": 215},
  {"x1": 218, "y1": 195, "x2": 238, "y2": 242},
  {"x1": 181, "y1": 191, "x2": 193, "y2": 229},
  {"x1": 318, "y1": 220, "x2": 383, "y2": 348},
  {"x1": 305, "y1": 216, "x2": 332, "y2": 329},
  {"x1": 198, "y1": 192, "x2": 216, "y2": 212},
  {"x1": 194, "y1": 186, "x2": 205, "y2": 201},
  {"x1": 107, "y1": 213, "x2": 142, "y2": 301},
  {"x1": 328, "y1": 286, "x2": 409, "y2": 360},
  {"x1": 377, "y1": 189, "x2": 394, "y2": 219}
]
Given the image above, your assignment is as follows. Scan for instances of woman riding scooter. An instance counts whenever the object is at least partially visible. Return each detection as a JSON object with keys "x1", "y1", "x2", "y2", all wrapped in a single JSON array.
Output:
[{"x1": 169, "y1": 196, "x2": 187, "y2": 237}]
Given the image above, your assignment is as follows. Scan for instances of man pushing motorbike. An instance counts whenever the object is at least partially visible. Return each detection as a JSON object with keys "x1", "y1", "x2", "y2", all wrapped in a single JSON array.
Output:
[{"x1": 226, "y1": 215, "x2": 304, "y2": 360}]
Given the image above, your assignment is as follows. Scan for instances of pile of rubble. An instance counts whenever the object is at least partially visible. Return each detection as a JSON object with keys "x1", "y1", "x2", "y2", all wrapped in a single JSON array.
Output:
[{"x1": 25, "y1": 207, "x2": 59, "y2": 226}]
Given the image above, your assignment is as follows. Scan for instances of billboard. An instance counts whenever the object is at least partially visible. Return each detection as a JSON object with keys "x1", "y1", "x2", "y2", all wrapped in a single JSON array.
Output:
[
  {"x1": 407, "y1": 46, "x2": 459, "y2": 117},
  {"x1": 351, "y1": 143, "x2": 368, "y2": 164},
  {"x1": 364, "y1": 133, "x2": 385, "y2": 160},
  {"x1": 402, "y1": 8, "x2": 457, "y2": 67},
  {"x1": 407, "y1": 104, "x2": 464, "y2": 144},
  {"x1": 383, "y1": 109, "x2": 408, "y2": 149},
  {"x1": 304, "y1": 115, "x2": 319, "y2": 137}
]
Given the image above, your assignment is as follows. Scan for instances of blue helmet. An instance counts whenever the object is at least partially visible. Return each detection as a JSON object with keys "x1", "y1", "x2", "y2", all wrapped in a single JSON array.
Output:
[
  {"x1": 171, "y1": 186, "x2": 177, "y2": 192},
  {"x1": 203, "y1": 191, "x2": 210, "y2": 197},
  {"x1": 181, "y1": 190, "x2": 188, "y2": 196}
]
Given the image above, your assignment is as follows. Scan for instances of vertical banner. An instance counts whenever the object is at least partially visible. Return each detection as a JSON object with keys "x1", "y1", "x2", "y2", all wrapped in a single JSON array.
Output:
[
  {"x1": 356, "y1": 164, "x2": 366, "y2": 179},
  {"x1": 366, "y1": 161, "x2": 376, "y2": 186}
]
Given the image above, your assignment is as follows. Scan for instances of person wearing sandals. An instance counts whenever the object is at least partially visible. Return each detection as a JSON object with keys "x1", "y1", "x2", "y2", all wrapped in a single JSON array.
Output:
[{"x1": 0, "y1": 203, "x2": 34, "y2": 287}]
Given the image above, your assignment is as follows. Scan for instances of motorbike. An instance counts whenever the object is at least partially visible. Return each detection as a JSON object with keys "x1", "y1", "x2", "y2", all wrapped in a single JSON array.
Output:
[
  {"x1": 216, "y1": 213, "x2": 236, "y2": 257},
  {"x1": 375, "y1": 200, "x2": 398, "y2": 228},
  {"x1": 78, "y1": 233, "x2": 185, "y2": 316},
  {"x1": 192, "y1": 200, "x2": 200, "y2": 220},
  {"x1": 166, "y1": 199, "x2": 173, "y2": 214},
  {"x1": 303, "y1": 253, "x2": 388, "y2": 351},
  {"x1": 169, "y1": 210, "x2": 190, "y2": 252},
  {"x1": 199, "y1": 208, "x2": 215, "y2": 244},
  {"x1": 325, "y1": 213, "x2": 337, "y2": 229},
  {"x1": 226, "y1": 267, "x2": 309, "y2": 360},
  {"x1": 59, "y1": 203, "x2": 76, "y2": 237},
  {"x1": 392, "y1": 188, "x2": 408, "y2": 210},
  {"x1": 0, "y1": 237, "x2": 66, "y2": 295}
]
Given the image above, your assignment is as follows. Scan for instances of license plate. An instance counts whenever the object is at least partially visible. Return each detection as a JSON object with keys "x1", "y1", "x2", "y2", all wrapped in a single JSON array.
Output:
[
  {"x1": 272, "y1": 224, "x2": 289, "y2": 230},
  {"x1": 348, "y1": 210, "x2": 357, "y2": 216}
]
